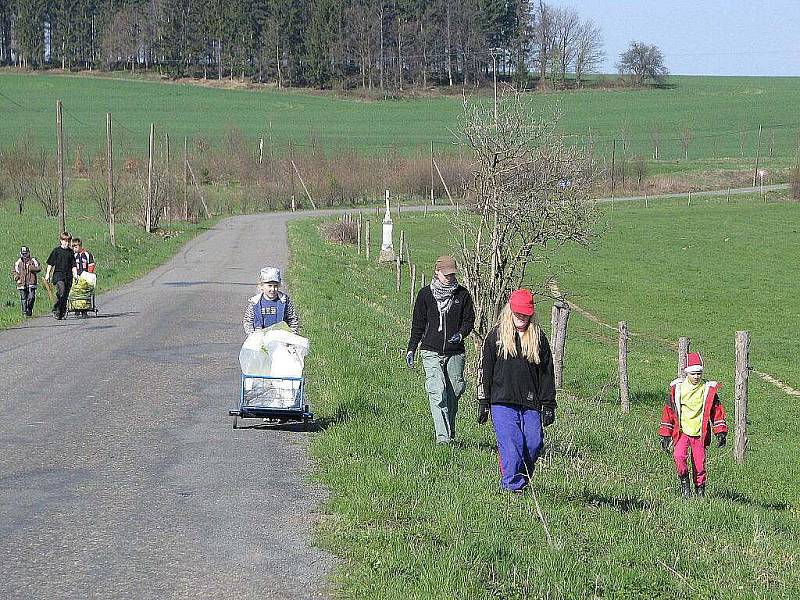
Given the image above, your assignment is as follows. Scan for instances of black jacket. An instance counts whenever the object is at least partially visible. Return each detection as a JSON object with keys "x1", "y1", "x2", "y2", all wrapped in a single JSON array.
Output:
[
  {"x1": 481, "y1": 326, "x2": 556, "y2": 411},
  {"x1": 407, "y1": 285, "x2": 475, "y2": 356}
]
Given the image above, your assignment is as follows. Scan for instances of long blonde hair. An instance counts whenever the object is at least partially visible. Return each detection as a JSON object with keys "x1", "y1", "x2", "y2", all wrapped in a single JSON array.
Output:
[{"x1": 496, "y1": 303, "x2": 542, "y2": 364}]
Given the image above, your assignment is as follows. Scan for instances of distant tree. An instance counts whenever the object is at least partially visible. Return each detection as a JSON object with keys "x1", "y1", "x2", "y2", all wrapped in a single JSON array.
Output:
[
  {"x1": 573, "y1": 18, "x2": 603, "y2": 87},
  {"x1": 681, "y1": 127, "x2": 693, "y2": 160},
  {"x1": 616, "y1": 41, "x2": 669, "y2": 86},
  {"x1": 532, "y1": 0, "x2": 554, "y2": 87},
  {"x1": 632, "y1": 155, "x2": 647, "y2": 189},
  {"x1": 552, "y1": 5, "x2": 579, "y2": 85},
  {"x1": 650, "y1": 127, "x2": 661, "y2": 160}
]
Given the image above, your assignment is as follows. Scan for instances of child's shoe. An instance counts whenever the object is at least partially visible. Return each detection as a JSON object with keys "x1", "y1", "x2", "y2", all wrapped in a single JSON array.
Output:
[{"x1": 695, "y1": 484, "x2": 705, "y2": 497}]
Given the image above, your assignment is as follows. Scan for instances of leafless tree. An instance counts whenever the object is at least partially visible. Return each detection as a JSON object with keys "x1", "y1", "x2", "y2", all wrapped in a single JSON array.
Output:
[
  {"x1": 552, "y1": 6, "x2": 579, "y2": 85},
  {"x1": 573, "y1": 19, "x2": 604, "y2": 87},
  {"x1": 617, "y1": 41, "x2": 669, "y2": 85},
  {"x1": 632, "y1": 155, "x2": 647, "y2": 189},
  {"x1": 650, "y1": 127, "x2": 661, "y2": 160},
  {"x1": 681, "y1": 127, "x2": 693, "y2": 160},
  {"x1": 532, "y1": 1, "x2": 555, "y2": 88},
  {"x1": 452, "y1": 91, "x2": 599, "y2": 376},
  {"x1": 619, "y1": 124, "x2": 631, "y2": 155}
]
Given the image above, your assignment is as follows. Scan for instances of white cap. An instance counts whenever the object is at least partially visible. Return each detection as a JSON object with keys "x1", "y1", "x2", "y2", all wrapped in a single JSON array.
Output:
[{"x1": 259, "y1": 267, "x2": 282, "y2": 284}]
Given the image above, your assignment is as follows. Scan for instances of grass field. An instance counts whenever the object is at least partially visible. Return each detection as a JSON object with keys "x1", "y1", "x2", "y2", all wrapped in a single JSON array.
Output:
[
  {"x1": 0, "y1": 183, "x2": 211, "y2": 329},
  {"x1": 1, "y1": 71, "x2": 799, "y2": 177},
  {"x1": 287, "y1": 193, "x2": 800, "y2": 598}
]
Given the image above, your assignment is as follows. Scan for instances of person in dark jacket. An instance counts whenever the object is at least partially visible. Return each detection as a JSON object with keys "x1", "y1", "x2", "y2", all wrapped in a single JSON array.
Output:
[
  {"x1": 44, "y1": 232, "x2": 78, "y2": 320},
  {"x1": 407, "y1": 255, "x2": 475, "y2": 444},
  {"x1": 478, "y1": 289, "x2": 556, "y2": 492}
]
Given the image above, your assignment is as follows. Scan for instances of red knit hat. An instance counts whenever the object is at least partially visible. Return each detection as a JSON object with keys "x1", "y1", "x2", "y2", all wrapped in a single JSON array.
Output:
[
  {"x1": 509, "y1": 289, "x2": 535, "y2": 316},
  {"x1": 685, "y1": 352, "x2": 704, "y2": 374}
]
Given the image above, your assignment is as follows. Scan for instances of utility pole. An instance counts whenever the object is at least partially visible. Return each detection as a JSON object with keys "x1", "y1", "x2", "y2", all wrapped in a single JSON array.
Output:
[
  {"x1": 56, "y1": 100, "x2": 65, "y2": 233},
  {"x1": 753, "y1": 124, "x2": 762, "y2": 187},
  {"x1": 106, "y1": 113, "x2": 115, "y2": 246},
  {"x1": 610, "y1": 139, "x2": 617, "y2": 197},
  {"x1": 183, "y1": 136, "x2": 189, "y2": 221},
  {"x1": 430, "y1": 141, "x2": 435, "y2": 205},
  {"x1": 147, "y1": 123, "x2": 154, "y2": 233}
]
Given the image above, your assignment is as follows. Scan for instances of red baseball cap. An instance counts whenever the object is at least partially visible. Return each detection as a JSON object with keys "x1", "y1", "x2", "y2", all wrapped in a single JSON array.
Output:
[{"x1": 509, "y1": 289, "x2": 535, "y2": 316}]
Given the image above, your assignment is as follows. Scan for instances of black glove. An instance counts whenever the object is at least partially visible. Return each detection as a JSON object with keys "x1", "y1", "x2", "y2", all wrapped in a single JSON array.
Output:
[
  {"x1": 660, "y1": 436, "x2": 672, "y2": 454},
  {"x1": 716, "y1": 432, "x2": 727, "y2": 448},
  {"x1": 477, "y1": 403, "x2": 490, "y2": 425},
  {"x1": 447, "y1": 333, "x2": 462, "y2": 344},
  {"x1": 406, "y1": 351, "x2": 415, "y2": 368},
  {"x1": 541, "y1": 407, "x2": 555, "y2": 427}
]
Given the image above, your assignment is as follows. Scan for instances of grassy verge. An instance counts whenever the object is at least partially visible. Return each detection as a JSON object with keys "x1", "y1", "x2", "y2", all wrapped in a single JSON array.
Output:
[
  {"x1": 1, "y1": 185, "x2": 212, "y2": 329},
  {"x1": 287, "y1": 193, "x2": 799, "y2": 598}
]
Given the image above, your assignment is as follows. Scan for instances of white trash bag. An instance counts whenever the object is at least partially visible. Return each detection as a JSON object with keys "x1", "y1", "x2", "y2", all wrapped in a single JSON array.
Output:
[{"x1": 239, "y1": 327, "x2": 310, "y2": 409}]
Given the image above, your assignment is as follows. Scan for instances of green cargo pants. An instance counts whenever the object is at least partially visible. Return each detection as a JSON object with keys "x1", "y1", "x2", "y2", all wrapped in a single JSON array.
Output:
[{"x1": 420, "y1": 350, "x2": 466, "y2": 443}]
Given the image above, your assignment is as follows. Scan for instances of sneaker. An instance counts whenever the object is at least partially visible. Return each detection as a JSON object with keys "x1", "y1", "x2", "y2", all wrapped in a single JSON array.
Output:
[{"x1": 695, "y1": 484, "x2": 705, "y2": 497}]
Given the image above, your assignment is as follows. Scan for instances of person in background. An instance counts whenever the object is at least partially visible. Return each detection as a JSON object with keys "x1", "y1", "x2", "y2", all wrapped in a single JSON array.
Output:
[
  {"x1": 10, "y1": 246, "x2": 41, "y2": 317},
  {"x1": 406, "y1": 255, "x2": 475, "y2": 445},
  {"x1": 242, "y1": 267, "x2": 300, "y2": 335},
  {"x1": 72, "y1": 238, "x2": 95, "y2": 275},
  {"x1": 659, "y1": 352, "x2": 728, "y2": 498},
  {"x1": 45, "y1": 232, "x2": 78, "y2": 320},
  {"x1": 478, "y1": 289, "x2": 556, "y2": 493}
]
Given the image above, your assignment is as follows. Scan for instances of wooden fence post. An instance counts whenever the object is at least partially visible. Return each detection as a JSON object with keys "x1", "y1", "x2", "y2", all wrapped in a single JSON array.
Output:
[
  {"x1": 734, "y1": 330, "x2": 750, "y2": 464},
  {"x1": 410, "y1": 264, "x2": 417, "y2": 306},
  {"x1": 553, "y1": 301, "x2": 570, "y2": 389},
  {"x1": 399, "y1": 230, "x2": 405, "y2": 262},
  {"x1": 365, "y1": 221, "x2": 370, "y2": 260},
  {"x1": 550, "y1": 303, "x2": 559, "y2": 343},
  {"x1": 677, "y1": 337, "x2": 690, "y2": 378},
  {"x1": 619, "y1": 321, "x2": 630, "y2": 413},
  {"x1": 357, "y1": 213, "x2": 362, "y2": 254},
  {"x1": 183, "y1": 136, "x2": 189, "y2": 221},
  {"x1": 396, "y1": 255, "x2": 401, "y2": 293}
]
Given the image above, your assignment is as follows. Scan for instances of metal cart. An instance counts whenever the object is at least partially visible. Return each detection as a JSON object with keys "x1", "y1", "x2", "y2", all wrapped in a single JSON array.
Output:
[
  {"x1": 67, "y1": 290, "x2": 98, "y2": 317},
  {"x1": 230, "y1": 374, "x2": 313, "y2": 430}
]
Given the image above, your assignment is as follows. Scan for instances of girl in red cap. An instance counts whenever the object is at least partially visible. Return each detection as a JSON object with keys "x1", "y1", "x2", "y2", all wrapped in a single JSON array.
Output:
[
  {"x1": 478, "y1": 289, "x2": 556, "y2": 493},
  {"x1": 658, "y1": 352, "x2": 728, "y2": 498}
]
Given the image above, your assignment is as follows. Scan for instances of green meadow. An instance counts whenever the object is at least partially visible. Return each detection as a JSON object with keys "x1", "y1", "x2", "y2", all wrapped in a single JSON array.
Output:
[
  {"x1": 1, "y1": 72, "x2": 800, "y2": 176},
  {"x1": 287, "y1": 193, "x2": 800, "y2": 598}
]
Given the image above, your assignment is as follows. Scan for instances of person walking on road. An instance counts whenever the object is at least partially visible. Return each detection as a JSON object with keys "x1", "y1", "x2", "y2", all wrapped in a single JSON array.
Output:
[
  {"x1": 10, "y1": 246, "x2": 41, "y2": 317},
  {"x1": 658, "y1": 352, "x2": 728, "y2": 498},
  {"x1": 44, "y1": 232, "x2": 78, "y2": 320},
  {"x1": 242, "y1": 267, "x2": 300, "y2": 335},
  {"x1": 72, "y1": 238, "x2": 95, "y2": 275},
  {"x1": 477, "y1": 289, "x2": 556, "y2": 493},
  {"x1": 406, "y1": 255, "x2": 475, "y2": 445}
]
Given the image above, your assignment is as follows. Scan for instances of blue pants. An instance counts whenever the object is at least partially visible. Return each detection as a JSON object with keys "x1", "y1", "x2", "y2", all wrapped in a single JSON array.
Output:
[{"x1": 491, "y1": 404, "x2": 544, "y2": 491}]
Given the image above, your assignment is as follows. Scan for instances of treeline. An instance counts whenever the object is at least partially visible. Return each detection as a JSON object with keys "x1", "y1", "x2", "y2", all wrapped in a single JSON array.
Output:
[{"x1": 0, "y1": 0, "x2": 603, "y2": 89}]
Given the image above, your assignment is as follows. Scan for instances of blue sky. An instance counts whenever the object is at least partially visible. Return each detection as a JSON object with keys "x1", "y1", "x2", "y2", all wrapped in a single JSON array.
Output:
[{"x1": 553, "y1": 0, "x2": 800, "y2": 76}]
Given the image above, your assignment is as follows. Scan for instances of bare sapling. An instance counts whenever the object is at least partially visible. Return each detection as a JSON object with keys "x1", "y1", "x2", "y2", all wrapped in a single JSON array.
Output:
[{"x1": 452, "y1": 91, "x2": 599, "y2": 393}]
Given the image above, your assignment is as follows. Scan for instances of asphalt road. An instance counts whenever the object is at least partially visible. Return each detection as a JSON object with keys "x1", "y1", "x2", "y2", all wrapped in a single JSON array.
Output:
[{"x1": 0, "y1": 213, "x2": 333, "y2": 599}]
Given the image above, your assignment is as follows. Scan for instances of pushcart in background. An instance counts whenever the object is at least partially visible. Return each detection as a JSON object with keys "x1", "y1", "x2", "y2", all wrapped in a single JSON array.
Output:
[
  {"x1": 230, "y1": 374, "x2": 313, "y2": 430},
  {"x1": 67, "y1": 272, "x2": 98, "y2": 318}
]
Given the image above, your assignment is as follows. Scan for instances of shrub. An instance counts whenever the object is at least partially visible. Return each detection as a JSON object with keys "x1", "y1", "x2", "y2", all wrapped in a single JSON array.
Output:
[
  {"x1": 319, "y1": 219, "x2": 358, "y2": 244},
  {"x1": 790, "y1": 163, "x2": 800, "y2": 200}
]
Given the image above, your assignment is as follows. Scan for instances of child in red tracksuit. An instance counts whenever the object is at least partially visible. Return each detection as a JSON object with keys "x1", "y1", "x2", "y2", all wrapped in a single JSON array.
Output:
[{"x1": 658, "y1": 352, "x2": 728, "y2": 498}]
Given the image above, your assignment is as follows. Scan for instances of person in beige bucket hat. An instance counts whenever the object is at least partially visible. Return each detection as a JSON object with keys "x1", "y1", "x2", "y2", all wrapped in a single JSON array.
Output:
[{"x1": 406, "y1": 255, "x2": 475, "y2": 444}]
